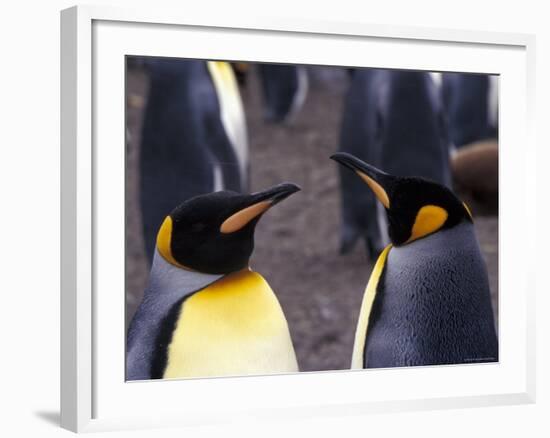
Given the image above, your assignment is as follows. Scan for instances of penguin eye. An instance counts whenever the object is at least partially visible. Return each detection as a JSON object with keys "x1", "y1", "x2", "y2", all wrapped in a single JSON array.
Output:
[{"x1": 190, "y1": 222, "x2": 206, "y2": 232}]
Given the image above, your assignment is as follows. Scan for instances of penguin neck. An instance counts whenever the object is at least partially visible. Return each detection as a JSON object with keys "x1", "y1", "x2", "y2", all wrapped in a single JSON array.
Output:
[
  {"x1": 147, "y1": 249, "x2": 225, "y2": 298},
  {"x1": 394, "y1": 220, "x2": 477, "y2": 257}
]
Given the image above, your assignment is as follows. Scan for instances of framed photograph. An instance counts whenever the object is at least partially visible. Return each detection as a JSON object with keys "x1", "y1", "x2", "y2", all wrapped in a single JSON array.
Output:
[{"x1": 60, "y1": 5, "x2": 536, "y2": 433}]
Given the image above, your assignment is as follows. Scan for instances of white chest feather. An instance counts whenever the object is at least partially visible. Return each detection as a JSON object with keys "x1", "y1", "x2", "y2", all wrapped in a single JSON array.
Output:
[{"x1": 207, "y1": 61, "x2": 248, "y2": 188}]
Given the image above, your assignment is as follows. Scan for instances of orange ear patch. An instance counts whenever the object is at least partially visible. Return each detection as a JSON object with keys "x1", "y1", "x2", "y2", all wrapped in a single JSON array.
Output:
[
  {"x1": 356, "y1": 170, "x2": 390, "y2": 208},
  {"x1": 406, "y1": 205, "x2": 448, "y2": 243},
  {"x1": 156, "y1": 216, "x2": 194, "y2": 270},
  {"x1": 220, "y1": 201, "x2": 272, "y2": 234},
  {"x1": 157, "y1": 216, "x2": 180, "y2": 266}
]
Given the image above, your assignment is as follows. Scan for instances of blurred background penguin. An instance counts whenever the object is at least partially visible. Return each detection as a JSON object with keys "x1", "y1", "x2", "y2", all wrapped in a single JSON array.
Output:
[
  {"x1": 337, "y1": 69, "x2": 451, "y2": 258},
  {"x1": 258, "y1": 63, "x2": 308, "y2": 123},
  {"x1": 139, "y1": 59, "x2": 248, "y2": 263},
  {"x1": 138, "y1": 60, "x2": 309, "y2": 263},
  {"x1": 126, "y1": 58, "x2": 499, "y2": 373},
  {"x1": 442, "y1": 73, "x2": 499, "y2": 211}
]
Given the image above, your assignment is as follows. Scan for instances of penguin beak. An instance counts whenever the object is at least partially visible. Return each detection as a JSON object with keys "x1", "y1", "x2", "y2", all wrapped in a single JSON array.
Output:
[
  {"x1": 248, "y1": 182, "x2": 302, "y2": 205},
  {"x1": 220, "y1": 183, "x2": 301, "y2": 234},
  {"x1": 330, "y1": 152, "x2": 391, "y2": 209}
]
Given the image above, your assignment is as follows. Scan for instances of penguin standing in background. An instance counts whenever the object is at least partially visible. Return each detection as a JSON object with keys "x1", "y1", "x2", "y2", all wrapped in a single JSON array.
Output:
[
  {"x1": 337, "y1": 69, "x2": 451, "y2": 258},
  {"x1": 127, "y1": 183, "x2": 300, "y2": 380},
  {"x1": 139, "y1": 58, "x2": 248, "y2": 263},
  {"x1": 331, "y1": 153, "x2": 497, "y2": 369},
  {"x1": 258, "y1": 63, "x2": 308, "y2": 123},
  {"x1": 442, "y1": 72, "x2": 499, "y2": 207},
  {"x1": 442, "y1": 72, "x2": 498, "y2": 149}
]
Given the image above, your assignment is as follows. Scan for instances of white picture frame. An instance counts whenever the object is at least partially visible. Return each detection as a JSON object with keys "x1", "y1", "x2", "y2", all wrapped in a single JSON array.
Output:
[{"x1": 60, "y1": 4, "x2": 536, "y2": 433}]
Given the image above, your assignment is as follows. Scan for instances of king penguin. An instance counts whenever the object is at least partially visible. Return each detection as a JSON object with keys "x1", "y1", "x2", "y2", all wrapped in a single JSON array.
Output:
[
  {"x1": 337, "y1": 69, "x2": 451, "y2": 258},
  {"x1": 127, "y1": 183, "x2": 301, "y2": 380},
  {"x1": 139, "y1": 58, "x2": 249, "y2": 263},
  {"x1": 331, "y1": 152, "x2": 498, "y2": 368}
]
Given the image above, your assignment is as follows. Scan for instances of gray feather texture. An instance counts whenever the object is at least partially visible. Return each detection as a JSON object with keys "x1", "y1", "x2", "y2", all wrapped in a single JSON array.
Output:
[
  {"x1": 365, "y1": 221, "x2": 498, "y2": 368},
  {"x1": 126, "y1": 251, "x2": 223, "y2": 380}
]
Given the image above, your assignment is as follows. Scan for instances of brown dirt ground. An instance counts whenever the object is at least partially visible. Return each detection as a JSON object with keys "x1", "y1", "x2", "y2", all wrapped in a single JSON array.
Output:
[{"x1": 125, "y1": 64, "x2": 499, "y2": 372}]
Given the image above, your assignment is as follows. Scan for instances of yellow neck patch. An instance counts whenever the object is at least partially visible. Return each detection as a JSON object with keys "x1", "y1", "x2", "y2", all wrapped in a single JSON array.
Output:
[
  {"x1": 156, "y1": 216, "x2": 193, "y2": 270},
  {"x1": 163, "y1": 270, "x2": 299, "y2": 378},
  {"x1": 406, "y1": 205, "x2": 448, "y2": 243},
  {"x1": 356, "y1": 170, "x2": 390, "y2": 208},
  {"x1": 462, "y1": 201, "x2": 473, "y2": 220},
  {"x1": 351, "y1": 244, "x2": 392, "y2": 369}
]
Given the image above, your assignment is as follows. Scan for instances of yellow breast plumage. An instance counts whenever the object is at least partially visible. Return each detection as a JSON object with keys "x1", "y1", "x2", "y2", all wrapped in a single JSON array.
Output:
[{"x1": 163, "y1": 269, "x2": 298, "y2": 379}]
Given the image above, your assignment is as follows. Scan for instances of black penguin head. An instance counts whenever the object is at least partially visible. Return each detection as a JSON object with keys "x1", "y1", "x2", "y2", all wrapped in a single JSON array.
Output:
[
  {"x1": 156, "y1": 183, "x2": 301, "y2": 274},
  {"x1": 331, "y1": 152, "x2": 472, "y2": 246}
]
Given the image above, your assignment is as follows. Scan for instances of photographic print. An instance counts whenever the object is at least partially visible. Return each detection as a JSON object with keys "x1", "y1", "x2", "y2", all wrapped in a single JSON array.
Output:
[{"x1": 124, "y1": 56, "x2": 499, "y2": 381}]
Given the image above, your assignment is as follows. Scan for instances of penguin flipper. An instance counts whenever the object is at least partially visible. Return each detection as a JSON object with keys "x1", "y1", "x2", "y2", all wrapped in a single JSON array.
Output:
[{"x1": 126, "y1": 303, "x2": 156, "y2": 381}]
